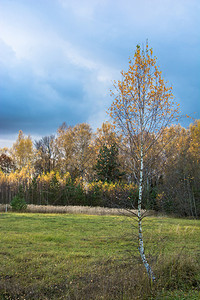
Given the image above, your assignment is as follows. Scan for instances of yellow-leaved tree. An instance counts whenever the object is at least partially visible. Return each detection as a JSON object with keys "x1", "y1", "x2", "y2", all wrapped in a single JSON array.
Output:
[
  {"x1": 56, "y1": 123, "x2": 94, "y2": 179},
  {"x1": 109, "y1": 42, "x2": 180, "y2": 280},
  {"x1": 11, "y1": 130, "x2": 34, "y2": 170}
]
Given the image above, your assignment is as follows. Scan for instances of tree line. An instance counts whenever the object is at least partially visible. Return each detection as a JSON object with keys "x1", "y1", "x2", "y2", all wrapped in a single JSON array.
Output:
[{"x1": 0, "y1": 119, "x2": 199, "y2": 217}]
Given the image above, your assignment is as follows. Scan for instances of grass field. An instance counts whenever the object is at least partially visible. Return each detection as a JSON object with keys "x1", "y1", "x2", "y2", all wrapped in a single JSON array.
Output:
[{"x1": 0, "y1": 212, "x2": 199, "y2": 299}]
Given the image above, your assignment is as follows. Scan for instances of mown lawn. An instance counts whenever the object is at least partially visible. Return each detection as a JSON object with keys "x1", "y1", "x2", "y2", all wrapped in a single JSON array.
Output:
[{"x1": 0, "y1": 213, "x2": 199, "y2": 299}]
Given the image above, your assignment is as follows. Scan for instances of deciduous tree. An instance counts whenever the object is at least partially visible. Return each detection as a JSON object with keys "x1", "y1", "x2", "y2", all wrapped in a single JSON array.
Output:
[
  {"x1": 71, "y1": 123, "x2": 94, "y2": 179},
  {"x1": 109, "y1": 42, "x2": 179, "y2": 280},
  {"x1": 0, "y1": 153, "x2": 15, "y2": 173},
  {"x1": 56, "y1": 123, "x2": 93, "y2": 179},
  {"x1": 34, "y1": 135, "x2": 57, "y2": 174},
  {"x1": 11, "y1": 130, "x2": 34, "y2": 169},
  {"x1": 158, "y1": 122, "x2": 200, "y2": 217}
]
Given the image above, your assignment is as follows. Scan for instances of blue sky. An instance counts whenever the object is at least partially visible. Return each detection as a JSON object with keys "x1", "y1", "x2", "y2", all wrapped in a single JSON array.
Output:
[{"x1": 0, "y1": 0, "x2": 199, "y2": 147}]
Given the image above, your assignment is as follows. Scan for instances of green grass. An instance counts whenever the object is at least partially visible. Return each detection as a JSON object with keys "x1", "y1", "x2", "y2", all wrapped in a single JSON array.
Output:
[{"x1": 0, "y1": 213, "x2": 199, "y2": 299}]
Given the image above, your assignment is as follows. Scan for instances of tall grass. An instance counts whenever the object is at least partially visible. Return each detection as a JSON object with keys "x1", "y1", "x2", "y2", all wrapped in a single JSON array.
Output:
[{"x1": 0, "y1": 203, "x2": 153, "y2": 216}]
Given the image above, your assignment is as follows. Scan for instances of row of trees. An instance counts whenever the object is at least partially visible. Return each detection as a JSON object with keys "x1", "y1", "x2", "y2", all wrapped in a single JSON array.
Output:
[
  {"x1": 0, "y1": 122, "x2": 120, "y2": 180},
  {"x1": 0, "y1": 119, "x2": 199, "y2": 216},
  {"x1": 0, "y1": 169, "x2": 138, "y2": 208}
]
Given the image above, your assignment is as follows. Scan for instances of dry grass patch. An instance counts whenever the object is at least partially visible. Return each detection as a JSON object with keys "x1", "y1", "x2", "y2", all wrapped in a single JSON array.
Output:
[{"x1": 0, "y1": 204, "x2": 154, "y2": 216}]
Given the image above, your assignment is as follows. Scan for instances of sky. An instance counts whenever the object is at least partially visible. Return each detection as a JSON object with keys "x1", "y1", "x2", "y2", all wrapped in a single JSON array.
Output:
[{"x1": 0, "y1": 0, "x2": 200, "y2": 148}]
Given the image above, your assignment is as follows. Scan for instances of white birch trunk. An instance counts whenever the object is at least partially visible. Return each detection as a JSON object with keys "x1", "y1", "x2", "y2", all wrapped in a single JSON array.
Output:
[{"x1": 138, "y1": 135, "x2": 155, "y2": 281}]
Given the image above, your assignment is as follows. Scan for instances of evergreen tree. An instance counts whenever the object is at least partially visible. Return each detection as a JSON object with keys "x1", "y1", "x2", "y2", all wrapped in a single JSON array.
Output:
[{"x1": 95, "y1": 143, "x2": 121, "y2": 182}]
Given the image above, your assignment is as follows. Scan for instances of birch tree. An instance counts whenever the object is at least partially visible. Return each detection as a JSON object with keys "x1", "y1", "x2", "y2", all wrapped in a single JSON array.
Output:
[
  {"x1": 109, "y1": 42, "x2": 179, "y2": 280},
  {"x1": 11, "y1": 130, "x2": 34, "y2": 170}
]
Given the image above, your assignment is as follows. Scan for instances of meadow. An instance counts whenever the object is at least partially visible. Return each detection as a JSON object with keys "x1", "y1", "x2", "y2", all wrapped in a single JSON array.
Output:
[{"x1": 0, "y1": 211, "x2": 199, "y2": 299}]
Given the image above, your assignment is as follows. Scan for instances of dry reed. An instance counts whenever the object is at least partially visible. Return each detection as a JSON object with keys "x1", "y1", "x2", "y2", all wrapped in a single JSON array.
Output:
[{"x1": 0, "y1": 203, "x2": 154, "y2": 216}]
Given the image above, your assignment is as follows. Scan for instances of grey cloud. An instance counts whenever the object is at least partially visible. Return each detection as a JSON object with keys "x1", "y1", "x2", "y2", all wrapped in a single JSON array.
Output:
[{"x1": 0, "y1": 0, "x2": 199, "y2": 147}]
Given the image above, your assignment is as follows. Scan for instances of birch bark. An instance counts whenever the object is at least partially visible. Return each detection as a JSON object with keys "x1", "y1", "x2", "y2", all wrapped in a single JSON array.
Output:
[
  {"x1": 138, "y1": 107, "x2": 155, "y2": 280},
  {"x1": 138, "y1": 141, "x2": 155, "y2": 280}
]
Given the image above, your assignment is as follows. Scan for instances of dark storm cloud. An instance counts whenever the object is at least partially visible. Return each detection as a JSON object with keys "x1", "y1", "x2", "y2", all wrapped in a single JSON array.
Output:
[
  {"x1": 0, "y1": 0, "x2": 199, "y2": 147},
  {"x1": 0, "y1": 64, "x2": 89, "y2": 134}
]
